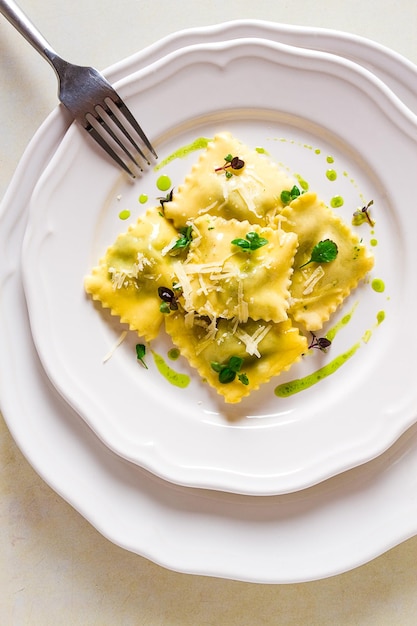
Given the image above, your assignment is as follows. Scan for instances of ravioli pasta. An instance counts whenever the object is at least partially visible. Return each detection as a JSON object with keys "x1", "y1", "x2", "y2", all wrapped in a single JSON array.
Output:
[{"x1": 85, "y1": 132, "x2": 374, "y2": 403}]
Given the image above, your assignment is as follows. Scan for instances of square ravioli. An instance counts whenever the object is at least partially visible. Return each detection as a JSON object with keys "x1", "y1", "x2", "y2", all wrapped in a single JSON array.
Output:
[
  {"x1": 165, "y1": 313, "x2": 308, "y2": 404},
  {"x1": 164, "y1": 131, "x2": 296, "y2": 228},
  {"x1": 176, "y1": 215, "x2": 298, "y2": 323},
  {"x1": 279, "y1": 192, "x2": 375, "y2": 330},
  {"x1": 84, "y1": 206, "x2": 180, "y2": 341}
]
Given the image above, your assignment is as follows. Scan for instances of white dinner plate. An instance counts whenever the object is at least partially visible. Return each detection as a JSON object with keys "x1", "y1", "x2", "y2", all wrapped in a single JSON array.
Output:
[
  {"x1": 21, "y1": 35, "x2": 417, "y2": 495},
  {"x1": 2, "y1": 21, "x2": 417, "y2": 582}
]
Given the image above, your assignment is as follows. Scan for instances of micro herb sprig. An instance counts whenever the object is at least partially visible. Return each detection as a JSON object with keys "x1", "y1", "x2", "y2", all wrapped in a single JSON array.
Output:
[
  {"x1": 135, "y1": 343, "x2": 148, "y2": 368},
  {"x1": 158, "y1": 286, "x2": 178, "y2": 312},
  {"x1": 170, "y1": 225, "x2": 193, "y2": 254},
  {"x1": 352, "y1": 199, "x2": 375, "y2": 227},
  {"x1": 215, "y1": 154, "x2": 245, "y2": 178},
  {"x1": 280, "y1": 185, "x2": 301, "y2": 205},
  {"x1": 308, "y1": 333, "x2": 332, "y2": 352},
  {"x1": 231, "y1": 231, "x2": 269, "y2": 252},
  {"x1": 157, "y1": 188, "x2": 174, "y2": 212},
  {"x1": 210, "y1": 356, "x2": 249, "y2": 385},
  {"x1": 299, "y1": 239, "x2": 338, "y2": 268}
]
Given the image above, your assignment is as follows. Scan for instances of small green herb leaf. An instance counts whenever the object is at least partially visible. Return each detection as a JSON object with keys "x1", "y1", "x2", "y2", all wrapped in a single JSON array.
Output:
[
  {"x1": 135, "y1": 344, "x2": 148, "y2": 368},
  {"x1": 232, "y1": 231, "x2": 268, "y2": 252},
  {"x1": 170, "y1": 225, "x2": 193, "y2": 253},
  {"x1": 280, "y1": 185, "x2": 301, "y2": 205},
  {"x1": 210, "y1": 356, "x2": 248, "y2": 385},
  {"x1": 219, "y1": 368, "x2": 237, "y2": 384},
  {"x1": 300, "y1": 239, "x2": 338, "y2": 268}
]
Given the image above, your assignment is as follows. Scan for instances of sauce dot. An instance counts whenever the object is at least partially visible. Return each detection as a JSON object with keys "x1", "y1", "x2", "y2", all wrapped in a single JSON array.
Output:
[
  {"x1": 156, "y1": 175, "x2": 172, "y2": 191},
  {"x1": 326, "y1": 169, "x2": 337, "y2": 181},
  {"x1": 330, "y1": 195, "x2": 344, "y2": 208},
  {"x1": 168, "y1": 348, "x2": 180, "y2": 360},
  {"x1": 314, "y1": 148, "x2": 321, "y2": 155},
  {"x1": 139, "y1": 194, "x2": 148, "y2": 204},
  {"x1": 370, "y1": 238, "x2": 378, "y2": 247},
  {"x1": 377, "y1": 310, "x2": 385, "y2": 324},
  {"x1": 326, "y1": 155, "x2": 334, "y2": 164},
  {"x1": 118, "y1": 209, "x2": 130, "y2": 220},
  {"x1": 371, "y1": 278, "x2": 385, "y2": 293}
]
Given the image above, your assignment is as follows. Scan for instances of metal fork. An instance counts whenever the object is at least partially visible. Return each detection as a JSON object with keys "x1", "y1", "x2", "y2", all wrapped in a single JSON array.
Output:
[{"x1": 0, "y1": 0, "x2": 157, "y2": 177}]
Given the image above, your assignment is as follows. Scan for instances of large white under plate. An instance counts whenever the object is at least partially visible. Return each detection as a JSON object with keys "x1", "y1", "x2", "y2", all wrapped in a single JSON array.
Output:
[{"x1": 2, "y1": 21, "x2": 417, "y2": 582}]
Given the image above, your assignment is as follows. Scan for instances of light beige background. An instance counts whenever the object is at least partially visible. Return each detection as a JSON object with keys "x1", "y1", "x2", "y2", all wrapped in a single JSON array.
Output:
[{"x1": 1, "y1": 1, "x2": 417, "y2": 623}]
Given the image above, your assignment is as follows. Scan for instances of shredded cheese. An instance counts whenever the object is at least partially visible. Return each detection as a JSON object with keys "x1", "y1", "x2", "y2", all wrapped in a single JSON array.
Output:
[
  {"x1": 302, "y1": 265, "x2": 325, "y2": 295},
  {"x1": 235, "y1": 324, "x2": 271, "y2": 357}
]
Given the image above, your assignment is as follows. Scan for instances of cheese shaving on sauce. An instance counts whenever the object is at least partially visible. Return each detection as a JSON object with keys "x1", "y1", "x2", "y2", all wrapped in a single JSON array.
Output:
[{"x1": 235, "y1": 324, "x2": 272, "y2": 357}]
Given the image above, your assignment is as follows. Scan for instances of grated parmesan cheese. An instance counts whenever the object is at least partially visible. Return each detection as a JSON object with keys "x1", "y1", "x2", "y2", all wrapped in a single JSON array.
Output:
[
  {"x1": 235, "y1": 324, "x2": 271, "y2": 357},
  {"x1": 302, "y1": 265, "x2": 325, "y2": 295}
]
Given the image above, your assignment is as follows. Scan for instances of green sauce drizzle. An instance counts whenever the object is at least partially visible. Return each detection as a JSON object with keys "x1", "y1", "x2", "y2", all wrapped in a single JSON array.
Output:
[
  {"x1": 371, "y1": 278, "x2": 385, "y2": 293},
  {"x1": 118, "y1": 209, "x2": 130, "y2": 220},
  {"x1": 168, "y1": 348, "x2": 180, "y2": 360},
  {"x1": 326, "y1": 155, "x2": 334, "y2": 164},
  {"x1": 154, "y1": 137, "x2": 212, "y2": 170},
  {"x1": 255, "y1": 146, "x2": 268, "y2": 155},
  {"x1": 156, "y1": 175, "x2": 172, "y2": 192},
  {"x1": 139, "y1": 194, "x2": 148, "y2": 204},
  {"x1": 325, "y1": 303, "x2": 357, "y2": 343},
  {"x1": 326, "y1": 169, "x2": 337, "y2": 181},
  {"x1": 275, "y1": 342, "x2": 361, "y2": 398},
  {"x1": 330, "y1": 195, "x2": 344, "y2": 208},
  {"x1": 152, "y1": 351, "x2": 190, "y2": 388},
  {"x1": 295, "y1": 174, "x2": 309, "y2": 191}
]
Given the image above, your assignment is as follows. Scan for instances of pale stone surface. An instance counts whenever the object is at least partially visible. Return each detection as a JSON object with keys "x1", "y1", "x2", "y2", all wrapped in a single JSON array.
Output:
[{"x1": 1, "y1": 0, "x2": 417, "y2": 622}]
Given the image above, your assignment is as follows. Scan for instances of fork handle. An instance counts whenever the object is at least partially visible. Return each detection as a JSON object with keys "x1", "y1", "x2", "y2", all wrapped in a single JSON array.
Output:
[{"x1": 0, "y1": 0, "x2": 61, "y2": 67}]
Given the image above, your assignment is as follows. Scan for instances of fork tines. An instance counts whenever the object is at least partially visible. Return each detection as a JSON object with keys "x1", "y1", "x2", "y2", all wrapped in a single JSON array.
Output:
[{"x1": 84, "y1": 95, "x2": 157, "y2": 178}]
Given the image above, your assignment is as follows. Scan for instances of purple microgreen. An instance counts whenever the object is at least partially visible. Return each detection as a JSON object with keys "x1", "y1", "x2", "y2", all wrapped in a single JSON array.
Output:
[
  {"x1": 157, "y1": 188, "x2": 174, "y2": 211},
  {"x1": 352, "y1": 200, "x2": 375, "y2": 227},
  {"x1": 215, "y1": 154, "x2": 245, "y2": 176},
  {"x1": 158, "y1": 286, "x2": 178, "y2": 311},
  {"x1": 308, "y1": 333, "x2": 332, "y2": 352}
]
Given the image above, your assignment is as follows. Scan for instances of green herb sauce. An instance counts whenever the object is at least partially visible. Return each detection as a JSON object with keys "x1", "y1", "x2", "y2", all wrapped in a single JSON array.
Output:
[
  {"x1": 370, "y1": 238, "x2": 378, "y2": 247},
  {"x1": 295, "y1": 174, "x2": 309, "y2": 191},
  {"x1": 326, "y1": 169, "x2": 337, "y2": 181},
  {"x1": 154, "y1": 137, "x2": 212, "y2": 170},
  {"x1": 118, "y1": 209, "x2": 131, "y2": 220},
  {"x1": 274, "y1": 342, "x2": 361, "y2": 397},
  {"x1": 330, "y1": 195, "x2": 344, "y2": 208},
  {"x1": 152, "y1": 351, "x2": 190, "y2": 388},
  {"x1": 255, "y1": 146, "x2": 268, "y2": 155},
  {"x1": 326, "y1": 155, "x2": 334, "y2": 164},
  {"x1": 325, "y1": 303, "x2": 357, "y2": 342},
  {"x1": 371, "y1": 278, "x2": 385, "y2": 293},
  {"x1": 139, "y1": 194, "x2": 148, "y2": 204},
  {"x1": 377, "y1": 310, "x2": 385, "y2": 324},
  {"x1": 156, "y1": 175, "x2": 172, "y2": 192},
  {"x1": 168, "y1": 348, "x2": 180, "y2": 360}
]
